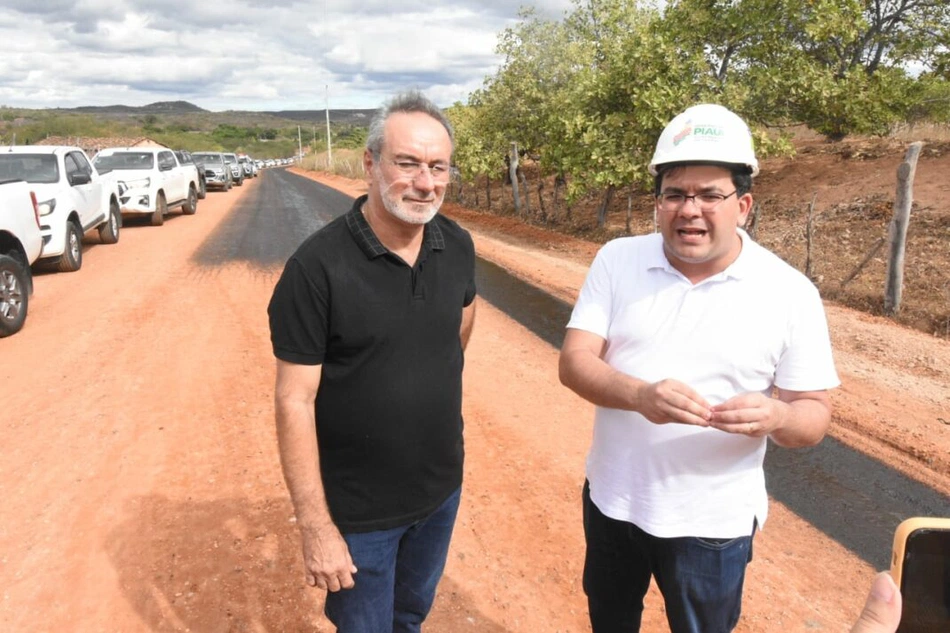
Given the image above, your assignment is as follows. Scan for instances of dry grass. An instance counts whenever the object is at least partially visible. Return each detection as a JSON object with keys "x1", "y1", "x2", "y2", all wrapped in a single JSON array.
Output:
[
  {"x1": 779, "y1": 122, "x2": 950, "y2": 144},
  {"x1": 888, "y1": 121, "x2": 950, "y2": 143},
  {"x1": 301, "y1": 149, "x2": 364, "y2": 179}
]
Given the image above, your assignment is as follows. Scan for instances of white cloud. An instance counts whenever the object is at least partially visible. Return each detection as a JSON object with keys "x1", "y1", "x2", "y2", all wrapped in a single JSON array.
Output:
[{"x1": 0, "y1": 0, "x2": 574, "y2": 111}]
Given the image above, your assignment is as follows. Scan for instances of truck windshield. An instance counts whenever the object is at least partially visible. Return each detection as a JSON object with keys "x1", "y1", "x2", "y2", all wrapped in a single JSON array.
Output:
[
  {"x1": 0, "y1": 154, "x2": 59, "y2": 184},
  {"x1": 94, "y1": 152, "x2": 154, "y2": 171},
  {"x1": 193, "y1": 153, "x2": 222, "y2": 165}
]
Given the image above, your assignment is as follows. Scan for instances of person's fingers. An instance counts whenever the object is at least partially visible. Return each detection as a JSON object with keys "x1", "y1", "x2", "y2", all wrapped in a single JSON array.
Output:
[
  {"x1": 709, "y1": 420, "x2": 765, "y2": 437},
  {"x1": 655, "y1": 380, "x2": 707, "y2": 406},
  {"x1": 338, "y1": 553, "x2": 358, "y2": 589},
  {"x1": 663, "y1": 391, "x2": 711, "y2": 425},
  {"x1": 325, "y1": 575, "x2": 342, "y2": 593},
  {"x1": 850, "y1": 572, "x2": 902, "y2": 633}
]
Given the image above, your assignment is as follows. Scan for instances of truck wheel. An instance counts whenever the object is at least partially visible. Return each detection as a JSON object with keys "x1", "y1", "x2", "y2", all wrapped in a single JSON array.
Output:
[
  {"x1": 151, "y1": 192, "x2": 166, "y2": 226},
  {"x1": 56, "y1": 221, "x2": 83, "y2": 272},
  {"x1": 99, "y1": 200, "x2": 121, "y2": 244},
  {"x1": 225, "y1": 178, "x2": 232, "y2": 191},
  {"x1": 182, "y1": 185, "x2": 198, "y2": 215},
  {"x1": 0, "y1": 253, "x2": 29, "y2": 337},
  {"x1": 236, "y1": 175, "x2": 244, "y2": 186},
  {"x1": 197, "y1": 177, "x2": 207, "y2": 199}
]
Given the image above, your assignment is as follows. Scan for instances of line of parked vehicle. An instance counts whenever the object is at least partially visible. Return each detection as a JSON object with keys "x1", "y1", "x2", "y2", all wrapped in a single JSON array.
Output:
[{"x1": 0, "y1": 143, "x2": 293, "y2": 338}]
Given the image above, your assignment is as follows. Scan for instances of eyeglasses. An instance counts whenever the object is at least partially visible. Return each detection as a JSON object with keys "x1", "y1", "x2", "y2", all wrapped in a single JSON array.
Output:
[
  {"x1": 388, "y1": 158, "x2": 452, "y2": 183},
  {"x1": 657, "y1": 190, "x2": 737, "y2": 211}
]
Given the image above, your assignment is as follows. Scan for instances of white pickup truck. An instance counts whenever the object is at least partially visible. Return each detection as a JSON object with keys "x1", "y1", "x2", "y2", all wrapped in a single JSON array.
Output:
[
  {"x1": 0, "y1": 179, "x2": 42, "y2": 337},
  {"x1": 0, "y1": 145, "x2": 121, "y2": 272},
  {"x1": 93, "y1": 147, "x2": 199, "y2": 226}
]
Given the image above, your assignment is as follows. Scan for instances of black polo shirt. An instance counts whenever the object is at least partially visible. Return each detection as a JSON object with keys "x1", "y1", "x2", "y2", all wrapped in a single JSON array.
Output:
[{"x1": 268, "y1": 195, "x2": 476, "y2": 533}]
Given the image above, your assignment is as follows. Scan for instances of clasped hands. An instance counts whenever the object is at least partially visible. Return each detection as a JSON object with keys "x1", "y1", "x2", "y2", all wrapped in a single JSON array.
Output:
[{"x1": 637, "y1": 378, "x2": 784, "y2": 437}]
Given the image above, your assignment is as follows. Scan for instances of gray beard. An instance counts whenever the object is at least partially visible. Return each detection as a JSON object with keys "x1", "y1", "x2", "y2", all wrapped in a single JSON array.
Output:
[{"x1": 374, "y1": 166, "x2": 442, "y2": 225}]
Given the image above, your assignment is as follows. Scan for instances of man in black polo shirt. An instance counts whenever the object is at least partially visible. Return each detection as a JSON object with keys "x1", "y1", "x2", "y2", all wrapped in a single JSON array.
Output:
[{"x1": 267, "y1": 90, "x2": 476, "y2": 633}]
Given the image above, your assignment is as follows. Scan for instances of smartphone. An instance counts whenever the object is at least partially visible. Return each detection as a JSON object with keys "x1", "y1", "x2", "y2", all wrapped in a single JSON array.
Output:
[{"x1": 891, "y1": 517, "x2": 950, "y2": 633}]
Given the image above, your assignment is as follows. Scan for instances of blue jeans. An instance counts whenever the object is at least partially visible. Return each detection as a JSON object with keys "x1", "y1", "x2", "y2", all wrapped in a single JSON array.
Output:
[
  {"x1": 582, "y1": 482, "x2": 754, "y2": 633},
  {"x1": 324, "y1": 487, "x2": 461, "y2": 633}
]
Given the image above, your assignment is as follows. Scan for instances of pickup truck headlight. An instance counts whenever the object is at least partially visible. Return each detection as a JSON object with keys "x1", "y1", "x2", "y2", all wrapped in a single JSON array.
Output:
[
  {"x1": 122, "y1": 177, "x2": 151, "y2": 190},
  {"x1": 37, "y1": 198, "x2": 56, "y2": 217}
]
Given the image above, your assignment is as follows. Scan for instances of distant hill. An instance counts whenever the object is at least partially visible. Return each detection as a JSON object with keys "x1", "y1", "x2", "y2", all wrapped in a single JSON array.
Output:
[
  {"x1": 71, "y1": 101, "x2": 208, "y2": 115},
  {"x1": 58, "y1": 102, "x2": 376, "y2": 126},
  {"x1": 262, "y1": 109, "x2": 377, "y2": 125}
]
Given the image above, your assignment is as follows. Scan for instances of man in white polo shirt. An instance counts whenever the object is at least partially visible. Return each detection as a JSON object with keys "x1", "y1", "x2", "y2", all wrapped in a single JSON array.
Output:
[{"x1": 559, "y1": 103, "x2": 839, "y2": 633}]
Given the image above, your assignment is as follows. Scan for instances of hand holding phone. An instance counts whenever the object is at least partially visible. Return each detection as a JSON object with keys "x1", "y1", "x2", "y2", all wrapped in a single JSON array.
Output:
[
  {"x1": 851, "y1": 572, "x2": 902, "y2": 633},
  {"x1": 890, "y1": 517, "x2": 950, "y2": 633}
]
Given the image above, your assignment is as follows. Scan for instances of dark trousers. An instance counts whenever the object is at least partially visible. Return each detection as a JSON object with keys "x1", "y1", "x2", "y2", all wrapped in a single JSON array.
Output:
[
  {"x1": 324, "y1": 487, "x2": 461, "y2": 633},
  {"x1": 582, "y1": 481, "x2": 754, "y2": 633}
]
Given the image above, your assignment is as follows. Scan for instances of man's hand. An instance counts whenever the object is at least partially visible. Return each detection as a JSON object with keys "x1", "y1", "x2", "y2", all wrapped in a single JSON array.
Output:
[
  {"x1": 637, "y1": 379, "x2": 711, "y2": 427},
  {"x1": 300, "y1": 522, "x2": 358, "y2": 592},
  {"x1": 851, "y1": 572, "x2": 902, "y2": 633},
  {"x1": 708, "y1": 388, "x2": 831, "y2": 447},
  {"x1": 708, "y1": 392, "x2": 783, "y2": 437}
]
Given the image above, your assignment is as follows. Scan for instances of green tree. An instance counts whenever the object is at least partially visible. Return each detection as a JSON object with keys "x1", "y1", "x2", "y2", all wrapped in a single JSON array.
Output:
[
  {"x1": 211, "y1": 124, "x2": 255, "y2": 144},
  {"x1": 474, "y1": 9, "x2": 574, "y2": 174},
  {"x1": 470, "y1": 1, "x2": 717, "y2": 225},
  {"x1": 446, "y1": 102, "x2": 499, "y2": 203},
  {"x1": 662, "y1": 0, "x2": 950, "y2": 137},
  {"x1": 561, "y1": 1, "x2": 713, "y2": 195}
]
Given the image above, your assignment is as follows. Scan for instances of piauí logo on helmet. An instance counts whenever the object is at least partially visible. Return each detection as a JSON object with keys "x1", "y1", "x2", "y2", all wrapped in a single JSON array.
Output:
[
  {"x1": 674, "y1": 120, "x2": 725, "y2": 146},
  {"x1": 672, "y1": 120, "x2": 693, "y2": 146},
  {"x1": 694, "y1": 124, "x2": 725, "y2": 139}
]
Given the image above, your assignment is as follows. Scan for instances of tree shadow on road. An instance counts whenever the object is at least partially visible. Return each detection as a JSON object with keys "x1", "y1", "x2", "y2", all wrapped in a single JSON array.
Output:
[{"x1": 106, "y1": 494, "x2": 511, "y2": 632}]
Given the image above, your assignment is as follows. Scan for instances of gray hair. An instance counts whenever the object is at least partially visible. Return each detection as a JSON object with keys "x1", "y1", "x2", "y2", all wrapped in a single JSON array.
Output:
[{"x1": 365, "y1": 90, "x2": 454, "y2": 159}]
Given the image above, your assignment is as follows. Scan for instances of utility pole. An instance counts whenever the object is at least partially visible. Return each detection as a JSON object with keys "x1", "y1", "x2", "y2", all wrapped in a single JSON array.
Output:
[
  {"x1": 324, "y1": 0, "x2": 332, "y2": 171},
  {"x1": 325, "y1": 84, "x2": 332, "y2": 171},
  {"x1": 297, "y1": 125, "x2": 302, "y2": 162}
]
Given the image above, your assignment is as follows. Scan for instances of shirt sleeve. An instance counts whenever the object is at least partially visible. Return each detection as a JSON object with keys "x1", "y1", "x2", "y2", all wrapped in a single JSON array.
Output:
[
  {"x1": 267, "y1": 257, "x2": 329, "y2": 365},
  {"x1": 566, "y1": 243, "x2": 614, "y2": 339},
  {"x1": 462, "y1": 230, "x2": 477, "y2": 307},
  {"x1": 774, "y1": 285, "x2": 840, "y2": 391}
]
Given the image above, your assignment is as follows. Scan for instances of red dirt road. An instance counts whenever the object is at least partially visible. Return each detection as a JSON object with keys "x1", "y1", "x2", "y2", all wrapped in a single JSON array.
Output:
[{"x1": 2, "y1": 170, "x2": 948, "y2": 632}]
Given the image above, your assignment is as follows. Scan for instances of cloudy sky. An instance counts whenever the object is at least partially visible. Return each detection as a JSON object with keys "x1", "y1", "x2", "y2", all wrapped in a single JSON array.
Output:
[{"x1": 0, "y1": 0, "x2": 573, "y2": 113}]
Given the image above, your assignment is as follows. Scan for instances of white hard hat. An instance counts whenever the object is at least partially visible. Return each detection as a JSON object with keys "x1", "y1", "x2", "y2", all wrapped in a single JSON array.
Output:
[{"x1": 648, "y1": 103, "x2": 759, "y2": 177}]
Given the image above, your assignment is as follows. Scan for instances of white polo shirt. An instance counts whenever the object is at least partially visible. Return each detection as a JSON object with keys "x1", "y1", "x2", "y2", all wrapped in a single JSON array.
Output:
[{"x1": 567, "y1": 230, "x2": 839, "y2": 538}]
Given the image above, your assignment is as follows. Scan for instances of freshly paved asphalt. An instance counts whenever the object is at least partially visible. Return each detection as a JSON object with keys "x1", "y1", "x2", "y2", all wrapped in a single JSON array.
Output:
[{"x1": 193, "y1": 167, "x2": 354, "y2": 270}]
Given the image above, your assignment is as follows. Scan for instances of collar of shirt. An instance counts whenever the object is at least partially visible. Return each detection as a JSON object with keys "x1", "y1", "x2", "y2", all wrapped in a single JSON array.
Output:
[
  {"x1": 646, "y1": 228, "x2": 755, "y2": 283},
  {"x1": 345, "y1": 194, "x2": 446, "y2": 259}
]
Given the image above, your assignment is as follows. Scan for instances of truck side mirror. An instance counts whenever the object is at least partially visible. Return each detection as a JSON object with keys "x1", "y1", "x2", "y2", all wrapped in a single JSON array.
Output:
[{"x1": 69, "y1": 172, "x2": 92, "y2": 186}]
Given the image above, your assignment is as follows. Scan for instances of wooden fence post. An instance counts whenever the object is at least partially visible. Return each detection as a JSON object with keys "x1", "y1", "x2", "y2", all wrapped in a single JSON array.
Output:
[
  {"x1": 805, "y1": 193, "x2": 818, "y2": 280},
  {"x1": 509, "y1": 142, "x2": 522, "y2": 216},
  {"x1": 625, "y1": 184, "x2": 633, "y2": 234},
  {"x1": 884, "y1": 141, "x2": 924, "y2": 316}
]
